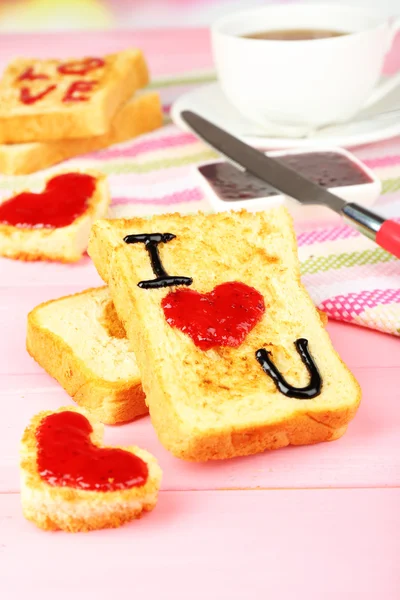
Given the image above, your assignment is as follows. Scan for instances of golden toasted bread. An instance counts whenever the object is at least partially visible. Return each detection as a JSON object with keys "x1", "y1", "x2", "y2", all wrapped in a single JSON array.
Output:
[
  {"x1": 20, "y1": 405, "x2": 162, "y2": 532},
  {"x1": 88, "y1": 208, "x2": 361, "y2": 461},
  {"x1": 0, "y1": 49, "x2": 148, "y2": 143},
  {"x1": 27, "y1": 287, "x2": 146, "y2": 424},
  {"x1": 0, "y1": 91, "x2": 162, "y2": 175},
  {"x1": 0, "y1": 169, "x2": 110, "y2": 262}
]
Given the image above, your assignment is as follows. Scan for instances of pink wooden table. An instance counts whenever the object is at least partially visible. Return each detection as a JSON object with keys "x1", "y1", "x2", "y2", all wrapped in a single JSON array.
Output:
[{"x1": 1, "y1": 29, "x2": 400, "y2": 599}]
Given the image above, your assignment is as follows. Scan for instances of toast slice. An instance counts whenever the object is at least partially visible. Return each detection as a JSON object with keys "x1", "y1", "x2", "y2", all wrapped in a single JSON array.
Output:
[
  {"x1": 27, "y1": 287, "x2": 147, "y2": 424},
  {"x1": 0, "y1": 91, "x2": 162, "y2": 175},
  {"x1": 20, "y1": 406, "x2": 162, "y2": 532},
  {"x1": 88, "y1": 208, "x2": 361, "y2": 461},
  {"x1": 0, "y1": 170, "x2": 110, "y2": 262},
  {"x1": 0, "y1": 49, "x2": 148, "y2": 143}
]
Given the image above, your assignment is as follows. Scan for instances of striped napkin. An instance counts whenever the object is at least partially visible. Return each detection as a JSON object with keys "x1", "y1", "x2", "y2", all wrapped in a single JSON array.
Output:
[
  {"x1": 297, "y1": 219, "x2": 400, "y2": 336},
  {"x1": 1, "y1": 70, "x2": 398, "y2": 336}
]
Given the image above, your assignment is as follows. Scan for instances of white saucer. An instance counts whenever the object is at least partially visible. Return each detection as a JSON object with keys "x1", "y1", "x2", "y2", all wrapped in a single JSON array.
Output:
[{"x1": 171, "y1": 81, "x2": 400, "y2": 149}]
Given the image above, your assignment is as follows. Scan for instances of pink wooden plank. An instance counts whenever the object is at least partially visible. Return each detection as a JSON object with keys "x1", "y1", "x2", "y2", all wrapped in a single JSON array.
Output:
[
  {"x1": 327, "y1": 322, "x2": 400, "y2": 368},
  {"x1": 0, "y1": 29, "x2": 212, "y2": 76},
  {"x1": 1, "y1": 489, "x2": 400, "y2": 600},
  {"x1": 0, "y1": 286, "x2": 99, "y2": 375},
  {"x1": 0, "y1": 256, "x2": 102, "y2": 289},
  {"x1": 1, "y1": 365, "x2": 399, "y2": 492}
]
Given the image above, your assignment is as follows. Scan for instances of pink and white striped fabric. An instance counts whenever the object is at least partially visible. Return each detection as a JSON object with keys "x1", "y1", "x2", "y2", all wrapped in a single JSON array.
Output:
[{"x1": 1, "y1": 69, "x2": 399, "y2": 336}]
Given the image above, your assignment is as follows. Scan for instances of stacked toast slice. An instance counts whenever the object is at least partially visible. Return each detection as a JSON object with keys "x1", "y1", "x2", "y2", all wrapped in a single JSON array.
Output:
[
  {"x1": 84, "y1": 208, "x2": 361, "y2": 461},
  {"x1": 27, "y1": 287, "x2": 147, "y2": 424}
]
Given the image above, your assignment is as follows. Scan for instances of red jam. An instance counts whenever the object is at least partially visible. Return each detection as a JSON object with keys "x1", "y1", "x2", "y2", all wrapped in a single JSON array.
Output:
[
  {"x1": 0, "y1": 172, "x2": 96, "y2": 229},
  {"x1": 57, "y1": 57, "x2": 105, "y2": 76},
  {"x1": 63, "y1": 80, "x2": 97, "y2": 102},
  {"x1": 36, "y1": 411, "x2": 148, "y2": 491},
  {"x1": 18, "y1": 66, "x2": 49, "y2": 81},
  {"x1": 162, "y1": 281, "x2": 265, "y2": 350},
  {"x1": 20, "y1": 84, "x2": 56, "y2": 105}
]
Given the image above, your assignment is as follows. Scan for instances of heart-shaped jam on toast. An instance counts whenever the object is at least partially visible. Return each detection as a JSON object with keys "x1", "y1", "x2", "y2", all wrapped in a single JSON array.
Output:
[
  {"x1": 0, "y1": 172, "x2": 95, "y2": 229},
  {"x1": 162, "y1": 281, "x2": 265, "y2": 350},
  {"x1": 36, "y1": 410, "x2": 148, "y2": 491}
]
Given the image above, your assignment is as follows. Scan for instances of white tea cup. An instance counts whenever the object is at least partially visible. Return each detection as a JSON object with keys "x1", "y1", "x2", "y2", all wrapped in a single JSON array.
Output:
[{"x1": 211, "y1": 3, "x2": 400, "y2": 133}]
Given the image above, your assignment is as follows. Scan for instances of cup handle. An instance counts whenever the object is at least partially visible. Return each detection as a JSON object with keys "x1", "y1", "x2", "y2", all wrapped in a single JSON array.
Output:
[{"x1": 362, "y1": 16, "x2": 400, "y2": 109}]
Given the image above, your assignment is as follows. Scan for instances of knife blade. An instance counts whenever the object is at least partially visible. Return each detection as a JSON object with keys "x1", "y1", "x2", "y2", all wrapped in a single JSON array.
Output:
[{"x1": 181, "y1": 110, "x2": 400, "y2": 259}]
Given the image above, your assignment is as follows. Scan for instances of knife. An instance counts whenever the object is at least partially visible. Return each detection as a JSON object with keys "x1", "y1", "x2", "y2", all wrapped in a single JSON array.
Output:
[{"x1": 181, "y1": 110, "x2": 400, "y2": 259}]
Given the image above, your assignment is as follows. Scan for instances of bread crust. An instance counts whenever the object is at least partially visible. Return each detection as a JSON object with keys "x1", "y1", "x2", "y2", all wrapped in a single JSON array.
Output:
[
  {"x1": 27, "y1": 287, "x2": 147, "y2": 424},
  {"x1": 0, "y1": 49, "x2": 149, "y2": 143},
  {"x1": 0, "y1": 170, "x2": 110, "y2": 262},
  {"x1": 318, "y1": 310, "x2": 328, "y2": 327},
  {"x1": 0, "y1": 92, "x2": 162, "y2": 175},
  {"x1": 20, "y1": 406, "x2": 162, "y2": 532},
  {"x1": 88, "y1": 209, "x2": 361, "y2": 461}
]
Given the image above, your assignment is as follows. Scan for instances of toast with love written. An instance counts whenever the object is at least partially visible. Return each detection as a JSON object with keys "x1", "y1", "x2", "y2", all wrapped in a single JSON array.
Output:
[
  {"x1": 0, "y1": 49, "x2": 148, "y2": 143},
  {"x1": 88, "y1": 209, "x2": 361, "y2": 461}
]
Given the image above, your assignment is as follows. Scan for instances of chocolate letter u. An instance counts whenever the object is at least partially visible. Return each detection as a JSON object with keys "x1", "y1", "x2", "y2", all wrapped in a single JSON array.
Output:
[{"x1": 256, "y1": 338, "x2": 322, "y2": 399}]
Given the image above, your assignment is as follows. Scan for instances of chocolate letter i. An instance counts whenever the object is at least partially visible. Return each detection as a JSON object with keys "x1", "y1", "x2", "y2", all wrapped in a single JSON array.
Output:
[{"x1": 124, "y1": 233, "x2": 193, "y2": 289}]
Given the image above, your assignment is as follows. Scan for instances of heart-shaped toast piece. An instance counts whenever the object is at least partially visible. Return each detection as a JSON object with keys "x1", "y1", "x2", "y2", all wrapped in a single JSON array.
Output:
[
  {"x1": 0, "y1": 172, "x2": 96, "y2": 228},
  {"x1": 162, "y1": 281, "x2": 265, "y2": 350},
  {"x1": 20, "y1": 407, "x2": 162, "y2": 532},
  {"x1": 0, "y1": 170, "x2": 109, "y2": 262}
]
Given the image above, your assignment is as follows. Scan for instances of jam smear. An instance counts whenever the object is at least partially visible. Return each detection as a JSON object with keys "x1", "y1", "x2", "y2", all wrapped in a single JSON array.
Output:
[
  {"x1": 58, "y1": 57, "x2": 105, "y2": 76},
  {"x1": 20, "y1": 84, "x2": 56, "y2": 105},
  {"x1": 162, "y1": 281, "x2": 265, "y2": 350},
  {"x1": 36, "y1": 411, "x2": 148, "y2": 491},
  {"x1": 0, "y1": 172, "x2": 96, "y2": 229},
  {"x1": 18, "y1": 66, "x2": 49, "y2": 81},
  {"x1": 63, "y1": 80, "x2": 97, "y2": 102}
]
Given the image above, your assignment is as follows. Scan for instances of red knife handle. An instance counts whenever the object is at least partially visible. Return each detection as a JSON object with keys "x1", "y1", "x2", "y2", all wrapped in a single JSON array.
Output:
[
  {"x1": 342, "y1": 204, "x2": 400, "y2": 259},
  {"x1": 376, "y1": 220, "x2": 400, "y2": 259}
]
